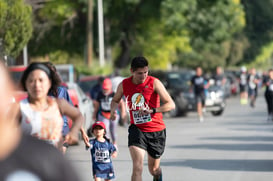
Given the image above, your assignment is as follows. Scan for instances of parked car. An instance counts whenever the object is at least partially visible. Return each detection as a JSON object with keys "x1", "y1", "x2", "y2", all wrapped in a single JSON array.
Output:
[
  {"x1": 110, "y1": 76, "x2": 125, "y2": 92},
  {"x1": 149, "y1": 70, "x2": 191, "y2": 117},
  {"x1": 78, "y1": 75, "x2": 101, "y2": 98},
  {"x1": 178, "y1": 70, "x2": 196, "y2": 111},
  {"x1": 78, "y1": 75, "x2": 125, "y2": 97},
  {"x1": 55, "y1": 64, "x2": 76, "y2": 83},
  {"x1": 204, "y1": 81, "x2": 226, "y2": 116},
  {"x1": 179, "y1": 71, "x2": 226, "y2": 116},
  {"x1": 8, "y1": 65, "x2": 28, "y2": 102},
  {"x1": 66, "y1": 82, "x2": 93, "y2": 135},
  {"x1": 225, "y1": 71, "x2": 239, "y2": 96},
  {"x1": 8, "y1": 65, "x2": 27, "y2": 88}
]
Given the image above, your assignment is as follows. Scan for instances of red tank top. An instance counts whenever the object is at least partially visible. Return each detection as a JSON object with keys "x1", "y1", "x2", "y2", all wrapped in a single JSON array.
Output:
[{"x1": 122, "y1": 76, "x2": 165, "y2": 132}]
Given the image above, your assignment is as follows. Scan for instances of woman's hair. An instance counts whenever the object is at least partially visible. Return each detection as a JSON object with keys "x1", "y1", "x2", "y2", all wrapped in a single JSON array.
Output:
[
  {"x1": 43, "y1": 62, "x2": 62, "y2": 97},
  {"x1": 20, "y1": 62, "x2": 61, "y2": 96},
  {"x1": 130, "y1": 56, "x2": 149, "y2": 72}
]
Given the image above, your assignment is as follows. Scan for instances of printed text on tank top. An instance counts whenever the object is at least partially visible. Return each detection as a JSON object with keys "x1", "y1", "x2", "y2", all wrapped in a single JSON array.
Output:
[{"x1": 125, "y1": 88, "x2": 152, "y2": 124}]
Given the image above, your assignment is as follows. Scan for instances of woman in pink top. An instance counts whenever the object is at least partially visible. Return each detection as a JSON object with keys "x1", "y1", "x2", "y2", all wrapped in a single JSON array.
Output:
[{"x1": 19, "y1": 62, "x2": 85, "y2": 150}]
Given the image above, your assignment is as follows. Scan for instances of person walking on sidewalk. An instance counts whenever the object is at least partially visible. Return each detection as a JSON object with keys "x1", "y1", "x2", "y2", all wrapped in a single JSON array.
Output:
[{"x1": 110, "y1": 56, "x2": 175, "y2": 181}]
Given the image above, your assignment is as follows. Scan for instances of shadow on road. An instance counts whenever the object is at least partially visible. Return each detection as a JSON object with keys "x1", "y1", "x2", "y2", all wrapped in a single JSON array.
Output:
[
  {"x1": 199, "y1": 136, "x2": 273, "y2": 142},
  {"x1": 159, "y1": 159, "x2": 273, "y2": 172},
  {"x1": 170, "y1": 143, "x2": 273, "y2": 151}
]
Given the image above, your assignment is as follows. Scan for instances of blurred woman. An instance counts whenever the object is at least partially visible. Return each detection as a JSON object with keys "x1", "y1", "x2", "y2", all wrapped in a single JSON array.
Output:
[
  {"x1": 44, "y1": 62, "x2": 89, "y2": 153},
  {"x1": 19, "y1": 62, "x2": 84, "y2": 150},
  {"x1": 0, "y1": 60, "x2": 80, "y2": 180}
]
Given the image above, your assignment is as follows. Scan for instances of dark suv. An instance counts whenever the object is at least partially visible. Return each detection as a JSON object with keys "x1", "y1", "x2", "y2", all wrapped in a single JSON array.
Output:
[{"x1": 150, "y1": 70, "x2": 194, "y2": 117}]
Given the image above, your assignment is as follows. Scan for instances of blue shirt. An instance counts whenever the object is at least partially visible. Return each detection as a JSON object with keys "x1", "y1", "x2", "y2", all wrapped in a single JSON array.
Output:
[
  {"x1": 90, "y1": 84, "x2": 102, "y2": 100},
  {"x1": 48, "y1": 86, "x2": 73, "y2": 136},
  {"x1": 87, "y1": 138, "x2": 116, "y2": 179}
]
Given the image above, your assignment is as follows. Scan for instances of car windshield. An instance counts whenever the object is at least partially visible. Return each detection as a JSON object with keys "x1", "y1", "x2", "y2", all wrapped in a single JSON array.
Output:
[
  {"x1": 10, "y1": 71, "x2": 24, "y2": 83},
  {"x1": 168, "y1": 73, "x2": 188, "y2": 89},
  {"x1": 78, "y1": 80, "x2": 98, "y2": 93}
]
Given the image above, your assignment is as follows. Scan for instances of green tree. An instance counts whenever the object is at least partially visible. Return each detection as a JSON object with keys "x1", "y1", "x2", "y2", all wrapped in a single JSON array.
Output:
[
  {"x1": 28, "y1": 0, "x2": 87, "y2": 57},
  {"x1": 27, "y1": 0, "x2": 246, "y2": 71},
  {"x1": 161, "y1": 0, "x2": 245, "y2": 70},
  {"x1": 0, "y1": 0, "x2": 33, "y2": 57},
  {"x1": 241, "y1": 0, "x2": 273, "y2": 64}
]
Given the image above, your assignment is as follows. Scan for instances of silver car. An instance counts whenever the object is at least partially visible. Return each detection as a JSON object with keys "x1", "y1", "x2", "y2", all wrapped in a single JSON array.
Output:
[{"x1": 66, "y1": 82, "x2": 93, "y2": 134}]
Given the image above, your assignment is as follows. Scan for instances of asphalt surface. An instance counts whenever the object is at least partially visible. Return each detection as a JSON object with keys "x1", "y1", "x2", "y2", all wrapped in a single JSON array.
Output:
[{"x1": 67, "y1": 92, "x2": 273, "y2": 181}]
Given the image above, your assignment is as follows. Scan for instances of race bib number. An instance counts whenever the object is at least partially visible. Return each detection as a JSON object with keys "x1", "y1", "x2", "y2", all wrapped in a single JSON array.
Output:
[
  {"x1": 269, "y1": 84, "x2": 273, "y2": 91},
  {"x1": 132, "y1": 110, "x2": 152, "y2": 124},
  {"x1": 101, "y1": 101, "x2": 111, "y2": 110},
  {"x1": 95, "y1": 149, "x2": 110, "y2": 163}
]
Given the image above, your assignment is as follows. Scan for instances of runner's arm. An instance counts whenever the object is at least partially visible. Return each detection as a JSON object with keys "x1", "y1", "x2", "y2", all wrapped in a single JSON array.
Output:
[
  {"x1": 57, "y1": 99, "x2": 84, "y2": 143},
  {"x1": 118, "y1": 98, "x2": 127, "y2": 120},
  {"x1": 110, "y1": 83, "x2": 123, "y2": 120},
  {"x1": 153, "y1": 78, "x2": 175, "y2": 113},
  {"x1": 92, "y1": 100, "x2": 100, "y2": 121}
]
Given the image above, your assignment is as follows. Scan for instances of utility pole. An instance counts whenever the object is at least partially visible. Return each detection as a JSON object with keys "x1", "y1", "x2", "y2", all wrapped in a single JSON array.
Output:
[
  {"x1": 98, "y1": 0, "x2": 105, "y2": 67},
  {"x1": 87, "y1": 0, "x2": 93, "y2": 67},
  {"x1": 23, "y1": 46, "x2": 28, "y2": 66}
]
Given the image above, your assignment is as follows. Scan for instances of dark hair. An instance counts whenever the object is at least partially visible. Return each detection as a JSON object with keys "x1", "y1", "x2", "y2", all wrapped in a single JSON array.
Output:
[
  {"x1": 43, "y1": 62, "x2": 62, "y2": 97},
  {"x1": 87, "y1": 127, "x2": 111, "y2": 143},
  {"x1": 20, "y1": 62, "x2": 61, "y2": 96},
  {"x1": 98, "y1": 76, "x2": 105, "y2": 84},
  {"x1": 130, "y1": 56, "x2": 149, "y2": 72}
]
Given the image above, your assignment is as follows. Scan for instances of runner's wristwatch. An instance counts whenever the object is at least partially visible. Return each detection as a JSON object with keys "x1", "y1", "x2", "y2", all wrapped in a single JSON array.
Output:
[{"x1": 152, "y1": 108, "x2": 156, "y2": 114}]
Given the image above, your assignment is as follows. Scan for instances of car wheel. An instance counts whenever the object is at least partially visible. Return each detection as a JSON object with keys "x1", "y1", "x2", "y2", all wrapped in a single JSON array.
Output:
[
  {"x1": 211, "y1": 109, "x2": 224, "y2": 116},
  {"x1": 169, "y1": 105, "x2": 179, "y2": 117}
]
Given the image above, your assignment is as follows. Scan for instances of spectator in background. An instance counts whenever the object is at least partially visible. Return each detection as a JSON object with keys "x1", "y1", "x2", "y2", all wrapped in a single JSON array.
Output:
[
  {"x1": 90, "y1": 76, "x2": 105, "y2": 100},
  {"x1": 0, "y1": 59, "x2": 80, "y2": 181}
]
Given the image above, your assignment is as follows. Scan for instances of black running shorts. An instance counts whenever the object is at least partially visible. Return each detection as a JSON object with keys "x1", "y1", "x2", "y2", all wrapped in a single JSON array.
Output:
[{"x1": 128, "y1": 124, "x2": 166, "y2": 159}]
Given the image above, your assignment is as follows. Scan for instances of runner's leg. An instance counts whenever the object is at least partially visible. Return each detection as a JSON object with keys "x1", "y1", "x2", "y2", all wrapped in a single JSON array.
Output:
[
  {"x1": 148, "y1": 155, "x2": 162, "y2": 180},
  {"x1": 129, "y1": 146, "x2": 145, "y2": 181}
]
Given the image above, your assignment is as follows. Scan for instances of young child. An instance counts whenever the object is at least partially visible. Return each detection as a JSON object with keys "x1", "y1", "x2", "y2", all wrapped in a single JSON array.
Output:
[{"x1": 86, "y1": 121, "x2": 117, "y2": 181}]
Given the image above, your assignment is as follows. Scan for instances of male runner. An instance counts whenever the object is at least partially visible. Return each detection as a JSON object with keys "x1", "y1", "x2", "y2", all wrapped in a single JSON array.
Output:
[{"x1": 110, "y1": 56, "x2": 175, "y2": 181}]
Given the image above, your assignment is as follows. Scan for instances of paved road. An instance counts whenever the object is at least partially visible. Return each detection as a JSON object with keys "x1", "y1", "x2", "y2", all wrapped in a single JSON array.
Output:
[{"x1": 67, "y1": 93, "x2": 273, "y2": 181}]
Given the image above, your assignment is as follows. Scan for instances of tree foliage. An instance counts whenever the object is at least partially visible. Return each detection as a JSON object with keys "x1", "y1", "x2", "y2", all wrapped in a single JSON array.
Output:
[
  {"x1": 28, "y1": 0, "x2": 87, "y2": 57},
  {"x1": 160, "y1": 0, "x2": 245, "y2": 70},
  {"x1": 22, "y1": 0, "x2": 273, "y2": 72},
  {"x1": 241, "y1": 0, "x2": 273, "y2": 65},
  {"x1": 0, "y1": 0, "x2": 33, "y2": 57}
]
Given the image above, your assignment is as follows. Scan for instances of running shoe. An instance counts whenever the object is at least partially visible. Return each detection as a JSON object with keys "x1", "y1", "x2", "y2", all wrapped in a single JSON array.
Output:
[
  {"x1": 199, "y1": 116, "x2": 204, "y2": 122},
  {"x1": 153, "y1": 173, "x2": 162, "y2": 181}
]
